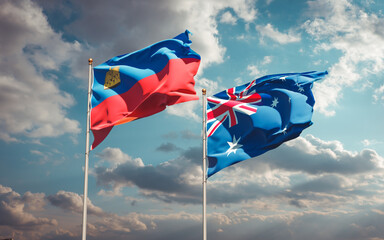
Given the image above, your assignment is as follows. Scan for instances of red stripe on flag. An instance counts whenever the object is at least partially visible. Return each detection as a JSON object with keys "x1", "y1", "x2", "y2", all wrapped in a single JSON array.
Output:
[{"x1": 90, "y1": 57, "x2": 200, "y2": 149}]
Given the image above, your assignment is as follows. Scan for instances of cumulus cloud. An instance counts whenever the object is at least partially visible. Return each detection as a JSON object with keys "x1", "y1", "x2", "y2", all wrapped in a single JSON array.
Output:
[
  {"x1": 0, "y1": 0, "x2": 81, "y2": 142},
  {"x1": 247, "y1": 64, "x2": 266, "y2": 78},
  {"x1": 165, "y1": 101, "x2": 200, "y2": 122},
  {"x1": 0, "y1": 185, "x2": 56, "y2": 229},
  {"x1": 58, "y1": 0, "x2": 256, "y2": 70},
  {"x1": 219, "y1": 135, "x2": 383, "y2": 189},
  {"x1": 93, "y1": 147, "x2": 202, "y2": 204},
  {"x1": 92, "y1": 134, "x2": 384, "y2": 207},
  {"x1": 90, "y1": 213, "x2": 147, "y2": 233},
  {"x1": 37, "y1": 0, "x2": 257, "y2": 121},
  {"x1": 40, "y1": 228, "x2": 78, "y2": 240},
  {"x1": 196, "y1": 76, "x2": 221, "y2": 97},
  {"x1": 82, "y1": 211, "x2": 204, "y2": 240},
  {"x1": 260, "y1": 135, "x2": 384, "y2": 175},
  {"x1": 46, "y1": 190, "x2": 153, "y2": 237},
  {"x1": 373, "y1": 85, "x2": 384, "y2": 104},
  {"x1": 220, "y1": 11, "x2": 238, "y2": 25},
  {"x1": 256, "y1": 23, "x2": 301, "y2": 44},
  {"x1": 205, "y1": 207, "x2": 384, "y2": 240},
  {"x1": 0, "y1": 186, "x2": 153, "y2": 240},
  {"x1": 303, "y1": 0, "x2": 384, "y2": 116},
  {"x1": 262, "y1": 56, "x2": 272, "y2": 65},
  {"x1": 362, "y1": 139, "x2": 383, "y2": 147},
  {"x1": 22, "y1": 191, "x2": 46, "y2": 211},
  {"x1": 240, "y1": 56, "x2": 272, "y2": 84},
  {"x1": 45, "y1": 191, "x2": 200, "y2": 238},
  {"x1": 3, "y1": 133, "x2": 384, "y2": 239},
  {"x1": 156, "y1": 142, "x2": 181, "y2": 152},
  {"x1": 0, "y1": 0, "x2": 258, "y2": 141},
  {"x1": 47, "y1": 191, "x2": 104, "y2": 216},
  {"x1": 5, "y1": 185, "x2": 384, "y2": 240},
  {"x1": 208, "y1": 134, "x2": 384, "y2": 210}
]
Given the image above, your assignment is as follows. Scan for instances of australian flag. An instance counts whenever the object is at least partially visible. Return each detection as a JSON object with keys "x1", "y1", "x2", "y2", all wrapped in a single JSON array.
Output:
[{"x1": 206, "y1": 71, "x2": 328, "y2": 177}]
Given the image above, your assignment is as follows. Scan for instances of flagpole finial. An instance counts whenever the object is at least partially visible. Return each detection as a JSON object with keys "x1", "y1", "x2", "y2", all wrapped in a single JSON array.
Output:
[
  {"x1": 202, "y1": 88, "x2": 206, "y2": 95},
  {"x1": 88, "y1": 58, "x2": 93, "y2": 65}
]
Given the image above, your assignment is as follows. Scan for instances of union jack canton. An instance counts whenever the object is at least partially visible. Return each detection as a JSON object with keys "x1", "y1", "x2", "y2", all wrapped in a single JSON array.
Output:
[{"x1": 207, "y1": 80, "x2": 260, "y2": 137}]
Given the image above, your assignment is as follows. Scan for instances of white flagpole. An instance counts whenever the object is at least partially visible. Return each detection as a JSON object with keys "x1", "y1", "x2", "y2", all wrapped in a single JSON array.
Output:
[
  {"x1": 202, "y1": 89, "x2": 207, "y2": 240},
  {"x1": 82, "y1": 58, "x2": 93, "y2": 240}
]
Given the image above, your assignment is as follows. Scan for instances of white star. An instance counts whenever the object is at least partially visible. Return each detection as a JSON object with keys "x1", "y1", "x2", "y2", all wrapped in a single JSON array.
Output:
[
  {"x1": 226, "y1": 135, "x2": 243, "y2": 156},
  {"x1": 282, "y1": 127, "x2": 287, "y2": 135},
  {"x1": 279, "y1": 76, "x2": 287, "y2": 81},
  {"x1": 271, "y1": 97, "x2": 279, "y2": 108}
]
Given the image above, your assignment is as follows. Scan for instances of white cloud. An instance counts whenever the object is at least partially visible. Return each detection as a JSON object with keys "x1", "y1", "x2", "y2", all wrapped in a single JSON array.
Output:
[
  {"x1": 196, "y1": 77, "x2": 221, "y2": 96},
  {"x1": 373, "y1": 85, "x2": 384, "y2": 104},
  {"x1": 94, "y1": 147, "x2": 144, "y2": 168},
  {"x1": 166, "y1": 76, "x2": 220, "y2": 121},
  {"x1": 93, "y1": 147, "x2": 203, "y2": 204},
  {"x1": 236, "y1": 57, "x2": 272, "y2": 85},
  {"x1": 22, "y1": 192, "x2": 46, "y2": 211},
  {"x1": 303, "y1": 0, "x2": 384, "y2": 116},
  {"x1": 5, "y1": 182, "x2": 384, "y2": 240},
  {"x1": 262, "y1": 56, "x2": 272, "y2": 65},
  {"x1": 173, "y1": 0, "x2": 257, "y2": 69},
  {"x1": 257, "y1": 134, "x2": 384, "y2": 175},
  {"x1": 0, "y1": 185, "x2": 56, "y2": 229},
  {"x1": 47, "y1": 191, "x2": 104, "y2": 216},
  {"x1": 62, "y1": 0, "x2": 257, "y2": 122},
  {"x1": 220, "y1": 11, "x2": 237, "y2": 25},
  {"x1": 166, "y1": 101, "x2": 200, "y2": 122},
  {"x1": 91, "y1": 132, "x2": 384, "y2": 208},
  {"x1": 0, "y1": 0, "x2": 81, "y2": 142},
  {"x1": 362, "y1": 139, "x2": 383, "y2": 147},
  {"x1": 8, "y1": 135, "x2": 380, "y2": 239},
  {"x1": 234, "y1": 77, "x2": 244, "y2": 86},
  {"x1": 247, "y1": 64, "x2": 262, "y2": 78},
  {"x1": 67, "y1": 0, "x2": 257, "y2": 72},
  {"x1": 256, "y1": 23, "x2": 301, "y2": 44},
  {"x1": 0, "y1": 0, "x2": 257, "y2": 139},
  {"x1": 247, "y1": 64, "x2": 267, "y2": 79}
]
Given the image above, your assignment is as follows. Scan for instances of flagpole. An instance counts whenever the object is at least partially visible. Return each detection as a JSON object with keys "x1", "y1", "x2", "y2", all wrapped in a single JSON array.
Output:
[
  {"x1": 82, "y1": 58, "x2": 93, "y2": 240},
  {"x1": 202, "y1": 89, "x2": 207, "y2": 240}
]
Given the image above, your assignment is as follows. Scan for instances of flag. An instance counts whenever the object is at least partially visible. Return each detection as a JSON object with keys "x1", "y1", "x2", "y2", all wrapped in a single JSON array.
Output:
[
  {"x1": 91, "y1": 30, "x2": 201, "y2": 149},
  {"x1": 206, "y1": 71, "x2": 327, "y2": 177}
]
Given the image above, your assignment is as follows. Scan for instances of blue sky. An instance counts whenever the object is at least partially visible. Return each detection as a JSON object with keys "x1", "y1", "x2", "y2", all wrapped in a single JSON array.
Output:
[{"x1": 1, "y1": 0, "x2": 384, "y2": 239}]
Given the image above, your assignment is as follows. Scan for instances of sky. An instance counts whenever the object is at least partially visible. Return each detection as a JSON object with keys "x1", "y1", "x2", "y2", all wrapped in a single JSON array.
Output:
[{"x1": 1, "y1": 0, "x2": 384, "y2": 239}]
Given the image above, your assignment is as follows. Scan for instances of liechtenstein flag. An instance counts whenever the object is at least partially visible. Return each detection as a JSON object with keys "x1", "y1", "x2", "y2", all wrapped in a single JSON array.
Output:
[
  {"x1": 206, "y1": 71, "x2": 327, "y2": 177},
  {"x1": 91, "y1": 30, "x2": 201, "y2": 149}
]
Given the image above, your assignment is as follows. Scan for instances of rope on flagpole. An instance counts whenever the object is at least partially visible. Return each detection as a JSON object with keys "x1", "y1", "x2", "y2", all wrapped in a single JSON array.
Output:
[
  {"x1": 82, "y1": 58, "x2": 93, "y2": 240},
  {"x1": 202, "y1": 88, "x2": 207, "y2": 240}
]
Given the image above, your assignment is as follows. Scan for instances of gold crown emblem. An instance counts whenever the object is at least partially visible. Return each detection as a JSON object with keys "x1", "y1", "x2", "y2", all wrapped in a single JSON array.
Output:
[{"x1": 104, "y1": 66, "x2": 121, "y2": 89}]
